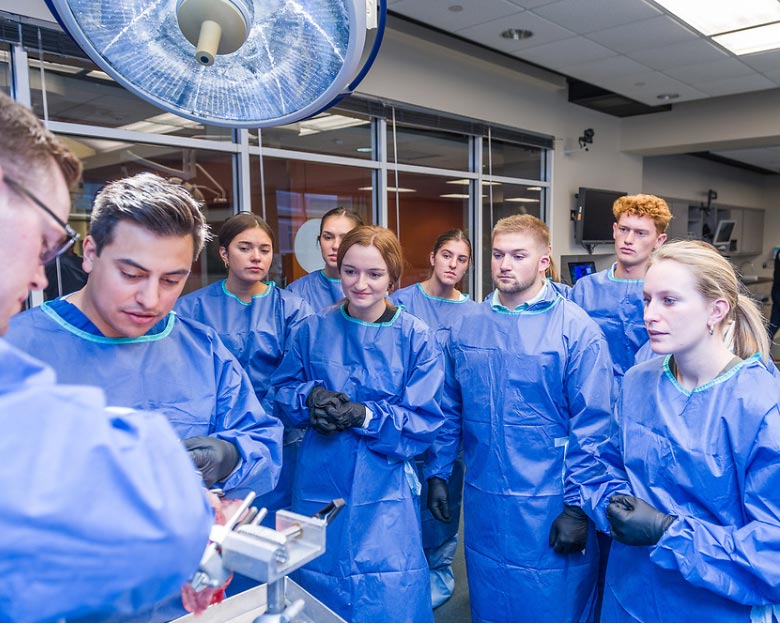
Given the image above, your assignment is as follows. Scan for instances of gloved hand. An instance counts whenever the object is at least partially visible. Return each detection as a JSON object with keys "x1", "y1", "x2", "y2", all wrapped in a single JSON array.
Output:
[
  {"x1": 183, "y1": 436, "x2": 240, "y2": 488},
  {"x1": 310, "y1": 406, "x2": 339, "y2": 435},
  {"x1": 320, "y1": 401, "x2": 367, "y2": 431},
  {"x1": 427, "y1": 477, "x2": 452, "y2": 523},
  {"x1": 607, "y1": 495, "x2": 674, "y2": 546},
  {"x1": 306, "y1": 386, "x2": 349, "y2": 410},
  {"x1": 548, "y1": 505, "x2": 590, "y2": 554}
]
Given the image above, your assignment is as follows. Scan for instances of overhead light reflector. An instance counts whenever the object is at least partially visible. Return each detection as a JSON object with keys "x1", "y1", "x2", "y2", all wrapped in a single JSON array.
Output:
[
  {"x1": 713, "y1": 22, "x2": 780, "y2": 55},
  {"x1": 652, "y1": 0, "x2": 780, "y2": 36}
]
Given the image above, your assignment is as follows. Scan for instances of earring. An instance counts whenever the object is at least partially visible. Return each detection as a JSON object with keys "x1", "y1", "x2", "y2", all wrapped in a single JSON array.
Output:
[{"x1": 707, "y1": 324, "x2": 714, "y2": 336}]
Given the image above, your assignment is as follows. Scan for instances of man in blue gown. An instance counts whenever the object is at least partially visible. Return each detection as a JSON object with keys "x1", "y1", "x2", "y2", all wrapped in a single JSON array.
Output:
[
  {"x1": 7, "y1": 173, "x2": 283, "y2": 501},
  {"x1": 571, "y1": 194, "x2": 672, "y2": 382},
  {"x1": 0, "y1": 92, "x2": 213, "y2": 621},
  {"x1": 430, "y1": 214, "x2": 627, "y2": 622}
]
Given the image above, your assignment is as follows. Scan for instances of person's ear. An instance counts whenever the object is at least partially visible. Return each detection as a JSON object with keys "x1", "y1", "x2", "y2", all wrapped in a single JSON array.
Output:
[
  {"x1": 654, "y1": 232, "x2": 667, "y2": 250},
  {"x1": 81, "y1": 236, "x2": 98, "y2": 274},
  {"x1": 707, "y1": 297, "x2": 730, "y2": 330}
]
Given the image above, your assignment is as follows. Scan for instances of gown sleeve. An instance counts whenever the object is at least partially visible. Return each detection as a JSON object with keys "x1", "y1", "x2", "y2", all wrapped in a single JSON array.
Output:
[{"x1": 650, "y1": 406, "x2": 780, "y2": 605}]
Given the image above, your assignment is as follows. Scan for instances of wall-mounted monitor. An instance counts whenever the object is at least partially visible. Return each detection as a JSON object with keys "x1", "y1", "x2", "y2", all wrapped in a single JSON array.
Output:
[
  {"x1": 575, "y1": 187, "x2": 626, "y2": 249},
  {"x1": 712, "y1": 219, "x2": 736, "y2": 252},
  {"x1": 568, "y1": 261, "x2": 596, "y2": 284}
]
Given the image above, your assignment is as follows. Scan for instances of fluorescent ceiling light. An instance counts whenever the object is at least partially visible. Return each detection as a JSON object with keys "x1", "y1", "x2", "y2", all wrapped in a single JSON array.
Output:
[
  {"x1": 713, "y1": 22, "x2": 780, "y2": 54},
  {"x1": 121, "y1": 112, "x2": 202, "y2": 134},
  {"x1": 506, "y1": 198, "x2": 540, "y2": 203},
  {"x1": 297, "y1": 114, "x2": 369, "y2": 136},
  {"x1": 358, "y1": 186, "x2": 416, "y2": 193},
  {"x1": 355, "y1": 147, "x2": 373, "y2": 153},
  {"x1": 29, "y1": 58, "x2": 83, "y2": 74},
  {"x1": 440, "y1": 193, "x2": 470, "y2": 199},
  {"x1": 652, "y1": 0, "x2": 780, "y2": 36},
  {"x1": 526, "y1": 186, "x2": 542, "y2": 191},
  {"x1": 87, "y1": 70, "x2": 113, "y2": 81},
  {"x1": 446, "y1": 179, "x2": 501, "y2": 186}
]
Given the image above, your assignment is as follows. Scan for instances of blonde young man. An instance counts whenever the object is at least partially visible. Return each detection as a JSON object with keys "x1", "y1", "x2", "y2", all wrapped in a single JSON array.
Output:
[
  {"x1": 428, "y1": 214, "x2": 628, "y2": 622},
  {"x1": 571, "y1": 194, "x2": 672, "y2": 380}
]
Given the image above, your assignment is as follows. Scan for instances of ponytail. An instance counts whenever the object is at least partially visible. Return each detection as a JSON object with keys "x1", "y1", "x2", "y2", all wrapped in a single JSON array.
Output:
[{"x1": 732, "y1": 293, "x2": 770, "y2": 362}]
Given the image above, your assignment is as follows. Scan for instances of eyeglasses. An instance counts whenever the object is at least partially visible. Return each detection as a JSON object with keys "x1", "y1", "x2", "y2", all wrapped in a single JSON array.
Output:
[{"x1": 3, "y1": 174, "x2": 80, "y2": 264}]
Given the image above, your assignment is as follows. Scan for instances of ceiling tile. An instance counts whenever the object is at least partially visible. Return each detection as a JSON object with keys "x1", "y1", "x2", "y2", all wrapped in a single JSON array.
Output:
[
  {"x1": 739, "y1": 48, "x2": 780, "y2": 73},
  {"x1": 531, "y1": 0, "x2": 661, "y2": 35},
  {"x1": 388, "y1": 0, "x2": 526, "y2": 32},
  {"x1": 691, "y1": 73, "x2": 776, "y2": 97},
  {"x1": 761, "y1": 70, "x2": 780, "y2": 85},
  {"x1": 594, "y1": 70, "x2": 708, "y2": 105},
  {"x1": 456, "y1": 10, "x2": 576, "y2": 52},
  {"x1": 517, "y1": 36, "x2": 617, "y2": 69},
  {"x1": 626, "y1": 39, "x2": 728, "y2": 71},
  {"x1": 560, "y1": 55, "x2": 651, "y2": 81},
  {"x1": 587, "y1": 15, "x2": 698, "y2": 54},
  {"x1": 664, "y1": 58, "x2": 756, "y2": 83},
  {"x1": 506, "y1": 0, "x2": 560, "y2": 8}
]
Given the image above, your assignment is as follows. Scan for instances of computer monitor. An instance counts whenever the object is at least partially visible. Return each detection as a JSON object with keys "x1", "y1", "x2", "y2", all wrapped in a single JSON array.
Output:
[
  {"x1": 712, "y1": 219, "x2": 736, "y2": 251},
  {"x1": 568, "y1": 260, "x2": 596, "y2": 284}
]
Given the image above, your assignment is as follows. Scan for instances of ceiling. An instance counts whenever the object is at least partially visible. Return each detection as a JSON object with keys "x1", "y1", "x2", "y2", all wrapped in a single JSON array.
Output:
[{"x1": 387, "y1": 0, "x2": 780, "y2": 173}]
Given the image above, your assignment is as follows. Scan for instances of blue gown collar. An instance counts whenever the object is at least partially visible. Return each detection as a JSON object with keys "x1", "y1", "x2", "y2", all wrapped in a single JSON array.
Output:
[
  {"x1": 414, "y1": 282, "x2": 470, "y2": 303},
  {"x1": 608, "y1": 263, "x2": 643, "y2": 283},
  {"x1": 489, "y1": 281, "x2": 560, "y2": 315},
  {"x1": 339, "y1": 302, "x2": 401, "y2": 326},
  {"x1": 221, "y1": 279, "x2": 275, "y2": 305},
  {"x1": 662, "y1": 352, "x2": 761, "y2": 396},
  {"x1": 42, "y1": 299, "x2": 175, "y2": 343}
]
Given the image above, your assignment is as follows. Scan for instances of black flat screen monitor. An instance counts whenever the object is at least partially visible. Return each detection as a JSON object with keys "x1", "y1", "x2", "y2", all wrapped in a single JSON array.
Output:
[
  {"x1": 575, "y1": 187, "x2": 626, "y2": 246},
  {"x1": 568, "y1": 261, "x2": 596, "y2": 284},
  {"x1": 713, "y1": 219, "x2": 736, "y2": 246}
]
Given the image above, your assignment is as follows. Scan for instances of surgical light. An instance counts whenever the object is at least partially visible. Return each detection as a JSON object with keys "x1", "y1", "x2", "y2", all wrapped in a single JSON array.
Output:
[{"x1": 44, "y1": 0, "x2": 386, "y2": 128}]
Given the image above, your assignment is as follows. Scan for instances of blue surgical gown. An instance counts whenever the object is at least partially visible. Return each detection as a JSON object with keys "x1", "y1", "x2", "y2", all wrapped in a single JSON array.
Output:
[
  {"x1": 287, "y1": 269, "x2": 344, "y2": 310},
  {"x1": 571, "y1": 264, "x2": 647, "y2": 380},
  {"x1": 0, "y1": 338, "x2": 212, "y2": 622},
  {"x1": 6, "y1": 300, "x2": 283, "y2": 499},
  {"x1": 390, "y1": 283, "x2": 475, "y2": 603},
  {"x1": 602, "y1": 355, "x2": 780, "y2": 623},
  {"x1": 271, "y1": 304, "x2": 445, "y2": 623},
  {"x1": 438, "y1": 286, "x2": 626, "y2": 623},
  {"x1": 176, "y1": 280, "x2": 312, "y2": 513}
]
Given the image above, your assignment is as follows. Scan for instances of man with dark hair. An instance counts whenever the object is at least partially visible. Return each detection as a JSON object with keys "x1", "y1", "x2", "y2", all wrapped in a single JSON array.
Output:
[
  {"x1": 8, "y1": 173, "x2": 282, "y2": 502},
  {"x1": 0, "y1": 92, "x2": 213, "y2": 621}
]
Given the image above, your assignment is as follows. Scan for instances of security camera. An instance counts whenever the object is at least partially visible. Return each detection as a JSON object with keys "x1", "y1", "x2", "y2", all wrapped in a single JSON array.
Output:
[{"x1": 578, "y1": 128, "x2": 594, "y2": 150}]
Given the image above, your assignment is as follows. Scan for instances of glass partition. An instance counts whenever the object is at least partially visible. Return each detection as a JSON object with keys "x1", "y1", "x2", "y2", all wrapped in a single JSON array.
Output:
[{"x1": 252, "y1": 157, "x2": 373, "y2": 287}]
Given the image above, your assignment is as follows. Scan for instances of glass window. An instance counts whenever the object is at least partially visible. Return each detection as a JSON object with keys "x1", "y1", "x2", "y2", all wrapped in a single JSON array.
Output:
[
  {"x1": 252, "y1": 109, "x2": 373, "y2": 159},
  {"x1": 480, "y1": 184, "x2": 545, "y2": 300},
  {"x1": 0, "y1": 44, "x2": 9, "y2": 96},
  {"x1": 387, "y1": 172, "x2": 471, "y2": 291},
  {"x1": 60, "y1": 135, "x2": 235, "y2": 292},
  {"x1": 387, "y1": 124, "x2": 470, "y2": 171},
  {"x1": 29, "y1": 52, "x2": 231, "y2": 140},
  {"x1": 253, "y1": 157, "x2": 373, "y2": 287},
  {"x1": 483, "y1": 138, "x2": 545, "y2": 181}
]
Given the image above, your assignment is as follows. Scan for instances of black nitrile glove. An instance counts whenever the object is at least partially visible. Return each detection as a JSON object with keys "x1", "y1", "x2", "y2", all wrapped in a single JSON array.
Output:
[
  {"x1": 183, "y1": 436, "x2": 240, "y2": 488},
  {"x1": 310, "y1": 406, "x2": 339, "y2": 435},
  {"x1": 322, "y1": 401, "x2": 367, "y2": 431},
  {"x1": 427, "y1": 477, "x2": 452, "y2": 523},
  {"x1": 306, "y1": 386, "x2": 349, "y2": 410},
  {"x1": 607, "y1": 495, "x2": 674, "y2": 546},
  {"x1": 549, "y1": 505, "x2": 590, "y2": 554}
]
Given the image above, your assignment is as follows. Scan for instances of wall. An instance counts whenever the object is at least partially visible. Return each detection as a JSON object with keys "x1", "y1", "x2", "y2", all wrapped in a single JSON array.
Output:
[
  {"x1": 357, "y1": 25, "x2": 644, "y2": 260},
  {"x1": 9, "y1": 1, "x2": 780, "y2": 270}
]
